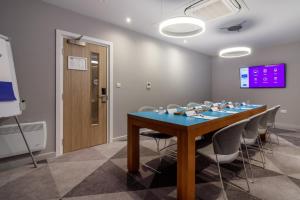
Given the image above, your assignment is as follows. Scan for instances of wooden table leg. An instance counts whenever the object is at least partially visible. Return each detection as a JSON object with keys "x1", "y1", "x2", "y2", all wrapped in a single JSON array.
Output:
[
  {"x1": 177, "y1": 131, "x2": 196, "y2": 200},
  {"x1": 127, "y1": 117, "x2": 140, "y2": 172}
]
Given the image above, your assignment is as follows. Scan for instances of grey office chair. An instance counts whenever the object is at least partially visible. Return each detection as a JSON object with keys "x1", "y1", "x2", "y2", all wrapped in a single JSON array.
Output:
[
  {"x1": 241, "y1": 112, "x2": 267, "y2": 181},
  {"x1": 138, "y1": 106, "x2": 173, "y2": 152},
  {"x1": 197, "y1": 119, "x2": 250, "y2": 200},
  {"x1": 258, "y1": 108, "x2": 276, "y2": 153},
  {"x1": 138, "y1": 106, "x2": 174, "y2": 173},
  {"x1": 266, "y1": 105, "x2": 281, "y2": 144},
  {"x1": 166, "y1": 104, "x2": 181, "y2": 109}
]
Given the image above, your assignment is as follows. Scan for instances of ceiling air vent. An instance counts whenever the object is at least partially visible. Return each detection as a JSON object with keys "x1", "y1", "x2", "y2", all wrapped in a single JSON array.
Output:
[{"x1": 185, "y1": 0, "x2": 240, "y2": 21}]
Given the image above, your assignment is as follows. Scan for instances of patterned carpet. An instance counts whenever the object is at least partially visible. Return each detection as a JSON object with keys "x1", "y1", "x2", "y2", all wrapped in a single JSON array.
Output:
[{"x1": 1, "y1": 128, "x2": 300, "y2": 200}]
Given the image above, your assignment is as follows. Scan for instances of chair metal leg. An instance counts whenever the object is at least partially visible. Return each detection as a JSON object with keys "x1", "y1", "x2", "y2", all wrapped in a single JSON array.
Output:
[
  {"x1": 239, "y1": 148, "x2": 250, "y2": 192},
  {"x1": 142, "y1": 163, "x2": 162, "y2": 174},
  {"x1": 266, "y1": 129, "x2": 274, "y2": 154},
  {"x1": 242, "y1": 137, "x2": 254, "y2": 182},
  {"x1": 154, "y1": 138, "x2": 160, "y2": 154},
  {"x1": 216, "y1": 155, "x2": 228, "y2": 200},
  {"x1": 273, "y1": 124, "x2": 280, "y2": 145},
  {"x1": 256, "y1": 136, "x2": 266, "y2": 168},
  {"x1": 14, "y1": 116, "x2": 37, "y2": 168}
]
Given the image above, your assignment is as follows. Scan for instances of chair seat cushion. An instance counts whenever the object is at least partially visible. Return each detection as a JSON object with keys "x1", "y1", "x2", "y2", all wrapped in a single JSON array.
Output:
[
  {"x1": 258, "y1": 128, "x2": 267, "y2": 135},
  {"x1": 197, "y1": 144, "x2": 239, "y2": 164},
  {"x1": 241, "y1": 137, "x2": 256, "y2": 145},
  {"x1": 140, "y1": 128, "x2": 173, "y2": 139}
]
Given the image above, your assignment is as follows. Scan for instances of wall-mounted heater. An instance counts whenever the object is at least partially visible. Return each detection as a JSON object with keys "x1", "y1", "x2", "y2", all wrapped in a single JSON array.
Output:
[
  {"x1": 185, "y1": 0, "x2": 240, "y2": 21},
  {"x1": 0, "y1": 121, "x2": 47, "y2": 159}
]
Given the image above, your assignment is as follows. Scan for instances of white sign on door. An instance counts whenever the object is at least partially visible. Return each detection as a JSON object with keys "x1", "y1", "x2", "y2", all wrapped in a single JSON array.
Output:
[{"x1": 68, "y1": 56, "x2": 87, "y2": 71}]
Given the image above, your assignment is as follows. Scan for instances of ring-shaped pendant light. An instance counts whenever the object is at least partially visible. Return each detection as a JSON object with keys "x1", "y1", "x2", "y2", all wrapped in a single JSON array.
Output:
[
  {"x1": 219, "y1": 47, "x2": 252, "y2": 58},
  {"x1": 159, "y1": 17, "x2": 206, "y2": 38}
]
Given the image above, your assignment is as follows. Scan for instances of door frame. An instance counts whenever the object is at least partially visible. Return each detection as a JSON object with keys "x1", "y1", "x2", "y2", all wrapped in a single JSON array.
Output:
[{"x1": 55, "y1": 29, "x2": 113, "y2": 157}]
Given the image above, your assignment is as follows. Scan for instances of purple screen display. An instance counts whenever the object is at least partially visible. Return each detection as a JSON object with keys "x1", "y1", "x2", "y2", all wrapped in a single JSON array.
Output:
[{"x1": 240, "y1": 63, "x2": 286, "y2": 88}]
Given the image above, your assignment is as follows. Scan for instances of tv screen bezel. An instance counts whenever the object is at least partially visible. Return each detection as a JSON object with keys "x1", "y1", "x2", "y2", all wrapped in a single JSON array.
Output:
[{"x1": 239, "y1": 63, "x2": 286, "y2": 89}]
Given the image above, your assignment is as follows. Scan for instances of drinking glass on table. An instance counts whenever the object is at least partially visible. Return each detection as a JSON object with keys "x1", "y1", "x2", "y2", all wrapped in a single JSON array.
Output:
[
  {"x1": 234, "y1": 102, "x2": 241, "y2": 108},
  {"x1": 158, "y1": 107, "x2": 165, "y2": 114}
]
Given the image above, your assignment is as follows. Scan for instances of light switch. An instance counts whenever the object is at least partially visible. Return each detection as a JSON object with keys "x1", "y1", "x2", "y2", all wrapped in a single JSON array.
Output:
[
  {"x1": 146, "y1": 81, "x2": 151, "y2": 89},
  {"x1": 280, "y1": 109, "x2": 287, "y2": 114},
  {"x1": 116, "y1": 82, "x2": 121, "y2": 88}
]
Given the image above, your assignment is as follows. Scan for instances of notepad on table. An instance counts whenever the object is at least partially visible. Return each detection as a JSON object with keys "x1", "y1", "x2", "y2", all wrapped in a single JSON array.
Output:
[
  {"x1": 192, "y1": 114, "x2": 218, "y2": 120},
  {"x1": 217, "y1": 110, "x2": 238, "y2": 114}
]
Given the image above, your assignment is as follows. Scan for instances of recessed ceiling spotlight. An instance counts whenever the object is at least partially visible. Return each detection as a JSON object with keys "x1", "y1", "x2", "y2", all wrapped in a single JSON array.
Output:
[
  {"x1": 126, "y1": 17, "x2": 131, "y2": 23},
  {"x1": 219, "y1": 47, "x2": 252, "y2": 58},
  {"x1": 159, "y1": 17, "x2": 205, "y2": 38}
]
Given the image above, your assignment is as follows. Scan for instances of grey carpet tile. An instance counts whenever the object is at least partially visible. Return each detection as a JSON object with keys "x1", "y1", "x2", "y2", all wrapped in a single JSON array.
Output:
[
  {"x1": 93, "y1": 142, "x2": 127, "y2": 159},
  {"x1": 0, "y1": 164, "x2": 36, "y2": 188},
  {"x1": 49, "y1": 148, "x2": 107, "y2": 163},
  {"x1": 111, "y1": 145, "x2": 159, "y2": 159},
  {"x1": 62, "y1": 189, "x2": 161, "y2": 200},
  {"x1": 235, "y1": 175, "x2": 300, "y2": 200},
  {"x1": 278, "y1": 136, "x2": 300, "y2": 146},
  {"x1": 288, "y1": 176, "x2": 300, "y2": 187},
  {"x1": 1, "y1": 128, "x2": 300, "y2": 200},
  {"x1": 49, "y1": 160, "x2": 107, "y2": 197},
  {"x1": 0, "y1": 165, "x2": 60, "y2": 200},
  {"x1": 64, "y1": 160, "x2": 146, "y2": 198},
  {"x1": 265, "y1": 152, "x2": 300, "y2": 175}
]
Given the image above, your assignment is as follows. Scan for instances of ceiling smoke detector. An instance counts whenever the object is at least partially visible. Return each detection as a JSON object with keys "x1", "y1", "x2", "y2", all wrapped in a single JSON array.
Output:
[
  {"x1": 220, "y1": 20, "x2": 247, "y2": 32},
  {"x1": 185, "y1": 0, "x2": 240, "y2": 21}
]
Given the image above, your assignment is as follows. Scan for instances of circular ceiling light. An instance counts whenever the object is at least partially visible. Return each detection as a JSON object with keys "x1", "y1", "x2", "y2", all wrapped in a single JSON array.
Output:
[
  {"x1": 219, "y1": 47, "x2": 252, "y2": 58},
  {"x1": 159, "y1": 17, "x2": 205, "y2": 38}
]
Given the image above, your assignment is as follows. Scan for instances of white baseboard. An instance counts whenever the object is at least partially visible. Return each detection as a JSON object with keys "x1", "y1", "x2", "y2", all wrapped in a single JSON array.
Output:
[
  {"x1": 276, "y1": 123, "x2": 300, "y2": 131},
  {"x1": 0, "y1": 151, "x2": 56, "y2": 171},
  {"x1": 112, "y1": 135, "x2": 127, "y2": 142}
]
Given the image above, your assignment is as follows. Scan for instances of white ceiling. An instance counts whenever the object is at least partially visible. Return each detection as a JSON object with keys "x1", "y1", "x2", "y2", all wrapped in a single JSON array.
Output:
[{"x1": 42, "y1": 0, "x2": 300, "y2": 56}]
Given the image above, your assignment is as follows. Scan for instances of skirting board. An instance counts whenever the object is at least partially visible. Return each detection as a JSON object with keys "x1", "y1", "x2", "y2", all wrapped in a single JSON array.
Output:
[
  {"x1": 0, "y1": 151, "x2": 56, "y2": 171},
  {"x1": 112, "y1": 135, "x2": 127, "y2": 142}
]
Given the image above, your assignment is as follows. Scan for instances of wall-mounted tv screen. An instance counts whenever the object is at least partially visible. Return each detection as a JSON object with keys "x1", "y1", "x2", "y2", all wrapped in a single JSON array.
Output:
[{"x1": 240, "y1": 63, "x2": 286, "y2": 88}]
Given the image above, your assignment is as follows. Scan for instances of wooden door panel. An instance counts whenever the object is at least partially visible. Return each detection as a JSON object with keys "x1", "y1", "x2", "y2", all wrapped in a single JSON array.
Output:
[{"x1": 63, "y1": 39, "x2": 107, "y2": 153}]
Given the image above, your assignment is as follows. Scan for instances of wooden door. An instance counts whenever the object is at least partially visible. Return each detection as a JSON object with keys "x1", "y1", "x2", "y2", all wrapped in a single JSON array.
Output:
[{"x1": 63, "y1": 39, "x2": 107, "y2": 153}]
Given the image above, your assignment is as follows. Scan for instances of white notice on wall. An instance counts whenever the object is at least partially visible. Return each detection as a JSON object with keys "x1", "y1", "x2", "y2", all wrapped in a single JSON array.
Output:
[{"x1": 68, "y1": 56, "x2": 87, "y2": 71}]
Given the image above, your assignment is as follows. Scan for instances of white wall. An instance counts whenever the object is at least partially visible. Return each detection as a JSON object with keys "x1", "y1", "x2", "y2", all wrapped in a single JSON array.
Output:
[
  {"x1": 212, "y1": 42, "x2": 300, "y2": 129},
  {"x1": 0, "y1": 0, "x2": 212, "y2": 153}
]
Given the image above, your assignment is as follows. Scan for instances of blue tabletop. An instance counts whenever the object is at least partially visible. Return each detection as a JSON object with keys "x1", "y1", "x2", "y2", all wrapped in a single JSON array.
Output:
[{"x1": 129, "y1": 105, "x2": 263, "y2": 127}]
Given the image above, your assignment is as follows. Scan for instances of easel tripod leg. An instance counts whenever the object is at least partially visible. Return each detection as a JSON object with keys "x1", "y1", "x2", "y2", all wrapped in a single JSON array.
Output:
[{"x1": 14, "y1": 116, "x2": 37, "y2": 168}]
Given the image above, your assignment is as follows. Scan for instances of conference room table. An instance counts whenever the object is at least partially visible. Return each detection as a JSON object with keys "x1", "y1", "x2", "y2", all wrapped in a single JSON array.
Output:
[{"x1": 127, "y1": 104, "x2": 266, "y2": 200}]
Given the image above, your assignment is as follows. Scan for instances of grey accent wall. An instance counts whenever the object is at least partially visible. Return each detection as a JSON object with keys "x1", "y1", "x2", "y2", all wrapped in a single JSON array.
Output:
[
  {"x1": 0, "y1": 0, "x2": 212, "y2": 153},
  {"x1": 212, "y1": 42, "x2": 300, "y2": 129}
]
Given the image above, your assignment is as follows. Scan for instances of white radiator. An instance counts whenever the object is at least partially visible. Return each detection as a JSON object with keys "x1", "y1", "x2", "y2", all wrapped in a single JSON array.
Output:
[{"x1": 0, "y1": 121, "x2": 47, "y2": 159}]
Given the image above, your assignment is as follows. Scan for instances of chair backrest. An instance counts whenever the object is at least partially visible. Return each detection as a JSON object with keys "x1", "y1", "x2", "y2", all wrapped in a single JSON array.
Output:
[
  {"x1": 258, "y1": 109, "x2": 270, "y2": 130},
  {"x1": 187, "y1": 102, "x2": 202, "y2": 108},
  {"x1": 244, "y1": 111, "x2": 266, "y2": 139},
  {"x1": 204, "y1": 101, "x2": 213, "y2": 106},
  {"x1": 138, "y1": 106, "x2": 156, "y2": 112},
  {"x1": 212, "y1": 119, "x2": 249, "y2": 155},
  {"x1": 267, "y1": 105, "x2": 280, "y2": 125},
  {"x1": 167, "y1": 104, "x2": 181, "y2": 109}
]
